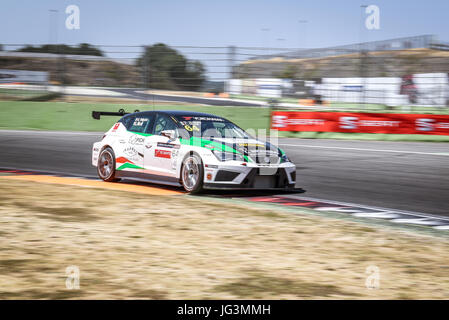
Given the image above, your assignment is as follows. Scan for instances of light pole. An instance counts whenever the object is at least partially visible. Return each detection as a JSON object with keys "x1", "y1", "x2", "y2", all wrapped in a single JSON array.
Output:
[
  {"x1": 359, "y1": 5, "x2": 368, "y2": 107},
  {"x1": 49, "y1": 9, "x2": 58, "y2": 46},
  {"x1": 298, "y1": 20, "x2": 308, "y2": 49},
  {"x1": 359, "y1": 5, "x2": 367, "y2": 51},
  {"x1": 276, "y1": 38, "x2": 286, "y2": 47},
  {"x1": 49, "y1": 9, "x2": 64, "y2": 97},
  {"x1": 261, "y1": 28, "x2": 270, "y2": 54},
  {"x1": 48, "y1": 10, "x2": 59, "y2": 92}
]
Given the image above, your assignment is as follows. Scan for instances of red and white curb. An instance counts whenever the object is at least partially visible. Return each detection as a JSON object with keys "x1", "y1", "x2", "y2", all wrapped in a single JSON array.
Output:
[
  {"x1": 245, "y1": 195, "x2": 449, "y2": 231},
  {"x1": 2, "y1": 168, "x2": 448, "y2": 231}
]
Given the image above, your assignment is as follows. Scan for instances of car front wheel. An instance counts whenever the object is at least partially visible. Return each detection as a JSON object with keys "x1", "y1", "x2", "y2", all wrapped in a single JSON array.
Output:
[{"x1": 181, "y1": 153, "x2": 204, "y2": 193}]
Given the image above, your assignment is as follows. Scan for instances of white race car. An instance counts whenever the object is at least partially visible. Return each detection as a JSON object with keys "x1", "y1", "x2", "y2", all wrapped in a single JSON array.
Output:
[{"x1": 92, "y1": 110, "x2": 297, "y2": 193}]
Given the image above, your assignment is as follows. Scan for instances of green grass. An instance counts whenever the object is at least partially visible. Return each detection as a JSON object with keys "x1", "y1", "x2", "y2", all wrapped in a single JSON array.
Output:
[
  {"x1": 231, "y1": 94, "x2": 299, "y2": 104},
  {"x1": 0, "y1": 88, "x2": 45, "y2": 96},
  {"x1": 0, "y1": 88, "x2": 51, "y2": 100},
  {"x1": 0, "y1": 101, "x2": 271, "y2": 132},
  {"x1": 0, "y1": 101, "x2": 448, "y2": 142}
]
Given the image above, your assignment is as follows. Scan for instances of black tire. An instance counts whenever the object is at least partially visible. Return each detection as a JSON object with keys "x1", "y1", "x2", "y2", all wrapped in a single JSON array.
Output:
[
  {"x1": 97, "y1": 147, "x2": 120, "y2": 182},
  {"x1": 181, "y1": 153, "x2": 204, "y2": 194}
]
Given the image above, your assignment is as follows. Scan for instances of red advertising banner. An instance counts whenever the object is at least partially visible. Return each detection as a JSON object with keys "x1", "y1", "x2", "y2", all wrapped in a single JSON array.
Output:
[{"x1": 271, "y1": 111, "x2": 449, "y2": 135}]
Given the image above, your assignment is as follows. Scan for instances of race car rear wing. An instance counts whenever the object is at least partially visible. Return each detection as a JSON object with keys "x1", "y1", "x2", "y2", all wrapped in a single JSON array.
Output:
[{"x1": 92, "y1": 108, "x2": 140, "y2": 120}]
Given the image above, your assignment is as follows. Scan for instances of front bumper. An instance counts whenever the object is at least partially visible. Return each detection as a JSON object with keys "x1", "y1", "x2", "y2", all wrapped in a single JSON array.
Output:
[
  {"x1": 92, "y1": 142, "x2": 102, "y2": 167},
  {"x1": 203, "y1": 166, "x2": 296, "y2": 190}
]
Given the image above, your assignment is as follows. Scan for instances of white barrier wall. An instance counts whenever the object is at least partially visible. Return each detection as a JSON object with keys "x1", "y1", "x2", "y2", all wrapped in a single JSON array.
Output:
[
  {"x1": 315, "y1": 77, "x2": 406, "y2": 106},
  {"x1": 256, "y1": 78, "x2": 283, "y2": 98},
  {"x1": 225, "y1": 79, "x2": 242, "y2": 95},
  {"x1": 0, "y1": 69, "x2": 48, "y2": 84},
  {"x1": 226, "y1": 73, "x2": 449, "y2": 107},
  {"x1": 413, "y1": 73, "x2": 448, "y2": 106},
  {"x1": 225, "y1": 78, "x2": 287, "y2": 98},
  {"x1": 316, "y1": 73, "x2": 448, "y2": 107}
]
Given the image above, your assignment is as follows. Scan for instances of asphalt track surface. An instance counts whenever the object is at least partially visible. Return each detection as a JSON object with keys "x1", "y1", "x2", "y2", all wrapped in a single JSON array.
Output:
[{"x1": 0, "y1": 130, "x2": 448, "y2": 216}]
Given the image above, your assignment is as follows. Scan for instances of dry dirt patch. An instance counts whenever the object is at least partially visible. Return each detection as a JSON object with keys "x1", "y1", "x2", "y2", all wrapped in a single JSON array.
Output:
[{"x1": 0, "y1": 179, "x2": 449, "y2": 299}]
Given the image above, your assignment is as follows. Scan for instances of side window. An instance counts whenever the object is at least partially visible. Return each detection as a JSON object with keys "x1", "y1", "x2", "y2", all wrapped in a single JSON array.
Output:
[
  {"x1": 120, "y1": 115, "x2": 135, "y2": 130},
  {"x1": 153, "y1": 114, "x2": 178, "y2": 136},
  {"x1": 128, "y1": 116, "x2": 153, "y2": 133}
]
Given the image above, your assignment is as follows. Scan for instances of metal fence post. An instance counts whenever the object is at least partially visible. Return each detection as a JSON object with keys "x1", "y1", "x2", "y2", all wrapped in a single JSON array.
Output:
[
  {"x1": 57, "y1": 46, "x2": 65, "y2": 100},
  {"x1": 142, "y1": 45, "x2": 150, "y2": 89},
  {"x1": 227, "y1": 45, "x2": 236, "y2": 91}
]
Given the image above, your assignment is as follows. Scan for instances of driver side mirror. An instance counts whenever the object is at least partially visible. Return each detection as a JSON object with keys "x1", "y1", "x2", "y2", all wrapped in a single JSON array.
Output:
[{"x1": 160, "y1": 130, "x2": 176, "y2": 140}]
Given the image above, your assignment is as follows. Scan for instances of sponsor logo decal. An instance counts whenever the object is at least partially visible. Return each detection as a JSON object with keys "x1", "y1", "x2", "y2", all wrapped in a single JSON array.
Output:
[
  {"x1": 272, "y1": 115, "x2": 288, "y2": 128},
  {"x1": 123, "y1": 146, "x2": 138, "y2": 158},
  {"x1": 116, "y1": 157, "x2": 134, "y2": 164},
  {"x1": 238, "y1": 143, "x2": 266, "y2": 148},
  {"x1": 342, "y1": 85, "x2": 363, "y2": 92},
  {"x1": 339, "y1": 116, "x2": 358, "y2": 129},
  {"x1": 155, "y1": 149, "x2": 171, "y2": 159},
  {"x1": 111, "y1": 123, "x2": 120, "y2": 132},
  {"x1": 115, "y1": 157, "x2": 143, "y2": 170},
  {"x1": 123, "y1": 147, "x2": 143, "y2": 160},
  {"x1": 416, "y1": 118, "x2": 435, "y2": 131},
  {"x1": 272, "y1": 115, "x2": 325, "y2": 127},
  {"x1": 339, "y1": 117, "x2": 401, "y2": 129},
  {"x1": 129, "y1": 136, "x2": 145, "y2": 145},
  {"x1": 415, "y1": 118, "x2": 449, "y2": 131},
  {"x1": 157, "y1": 142, "x2": 180, "y2": 149},
  {"x1": 290, "y1": 119, "x2": 326, "y2": 126},
  {"x1": 132, "y1": 118, "x2": 148, "y2": 127}
]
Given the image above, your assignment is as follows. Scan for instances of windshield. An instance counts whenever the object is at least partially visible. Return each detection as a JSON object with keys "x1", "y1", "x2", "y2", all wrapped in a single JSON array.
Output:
[{"x1": 174, "y1": 116, "x2": 251, "y2": 139}]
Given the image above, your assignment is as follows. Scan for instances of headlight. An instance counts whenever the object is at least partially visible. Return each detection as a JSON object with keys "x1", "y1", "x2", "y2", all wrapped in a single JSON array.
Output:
[
  {"x1": 280, "y1": 153, "x2": 290, "y2": 163},
  {"x1": 212, "y1": 150, "x2": 245, "y2": 162}
]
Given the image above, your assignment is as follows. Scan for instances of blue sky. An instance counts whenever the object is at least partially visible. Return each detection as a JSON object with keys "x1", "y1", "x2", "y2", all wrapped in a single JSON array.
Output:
[
  {"x1": 1, "y1": 0, "x2": 447, "y2": 81},
  {"x1": 1, "y1": 0, "x2": 448, "y2": 48}
]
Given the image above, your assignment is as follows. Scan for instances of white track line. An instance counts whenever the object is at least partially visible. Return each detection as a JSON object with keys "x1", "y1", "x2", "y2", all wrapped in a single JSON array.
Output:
[
  {"x1": 279, "y1": 143, "x2": 449, "y2": 156},
  {"x1": 287, "y1": 195, "x2": 449, "y2": 223}
]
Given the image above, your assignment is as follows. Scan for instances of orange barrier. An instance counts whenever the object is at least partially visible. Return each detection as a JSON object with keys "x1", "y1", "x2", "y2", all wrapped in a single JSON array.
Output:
[
  {"x1": 298, "y1": 99, "x2": 315, "y2": 106},
  {"x1": 298, "y1": 99, "x2": 329, "y2": 106}
]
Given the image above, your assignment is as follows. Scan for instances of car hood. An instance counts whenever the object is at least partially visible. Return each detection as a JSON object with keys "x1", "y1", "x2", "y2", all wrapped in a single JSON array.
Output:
[{"x1": 208, "y1": 137, "x2": 281, "y2": 156}]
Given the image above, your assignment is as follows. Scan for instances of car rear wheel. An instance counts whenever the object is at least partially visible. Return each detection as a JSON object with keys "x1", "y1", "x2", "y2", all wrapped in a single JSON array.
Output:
[
  {"x1": 97, "y1": 147, "x2": 119, "y2": 182},
  {"x1": 181, "y1": 154, "x2": 203, "y2": 193}
]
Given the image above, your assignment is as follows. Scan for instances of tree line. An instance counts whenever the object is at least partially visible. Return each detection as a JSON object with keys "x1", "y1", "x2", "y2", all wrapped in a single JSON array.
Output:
[
  {"x1": 14, "y1": 42, "x2": 205, "y2": 91},
  {"x1": 18, "y1": 43, "x2": 104, "y2": 56}
]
